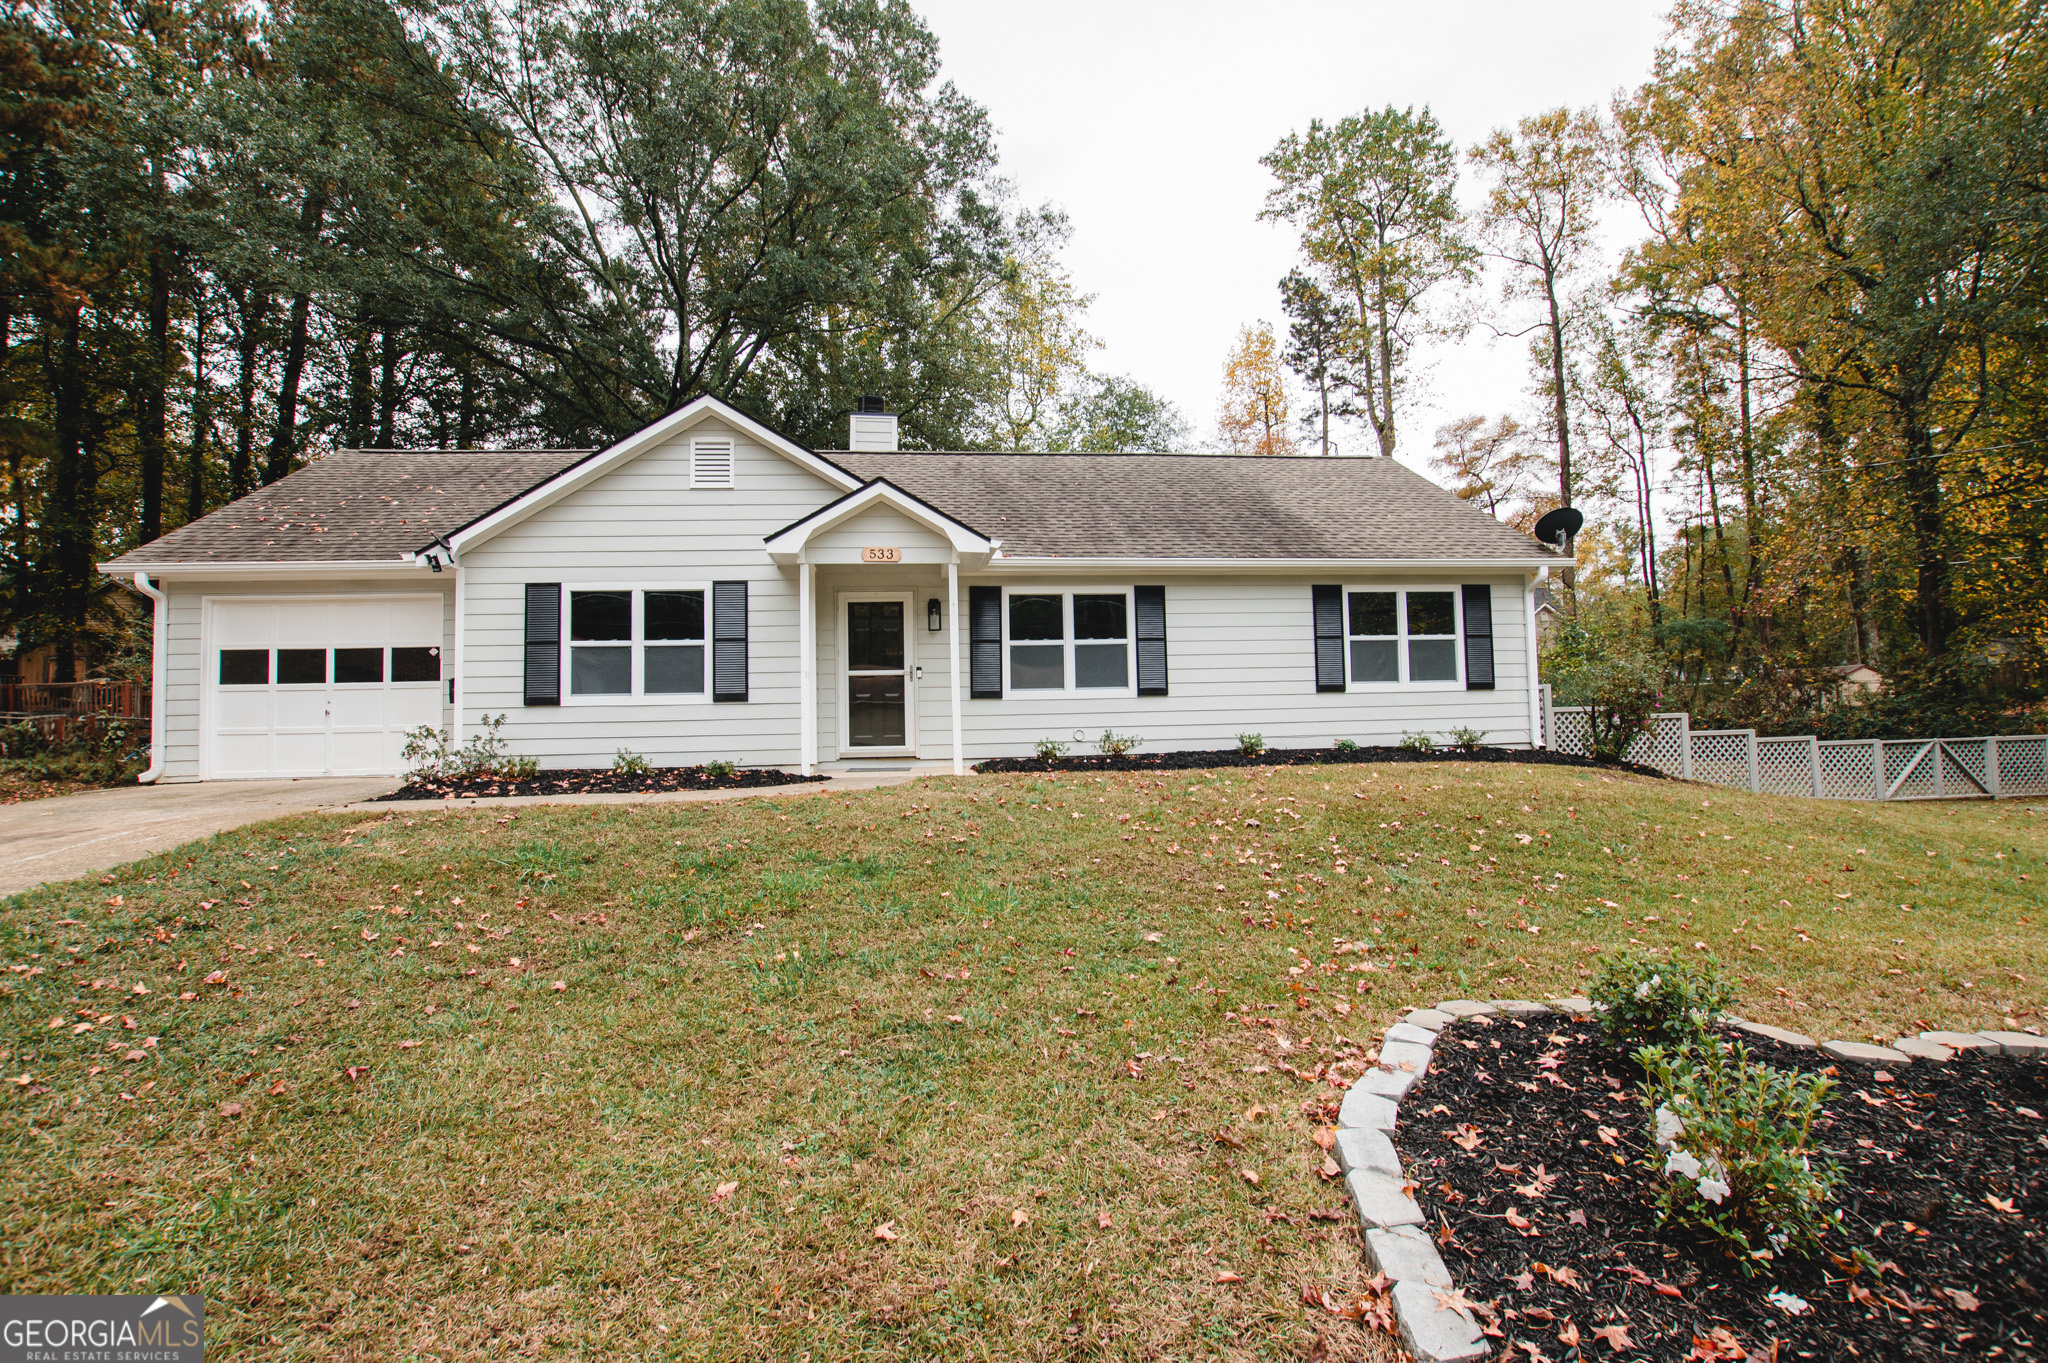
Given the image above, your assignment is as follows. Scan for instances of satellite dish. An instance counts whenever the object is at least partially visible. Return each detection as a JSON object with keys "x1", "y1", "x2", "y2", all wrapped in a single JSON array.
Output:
[{"x1": 1534, "y1": 506, "x2": 1584, "y2": 547}]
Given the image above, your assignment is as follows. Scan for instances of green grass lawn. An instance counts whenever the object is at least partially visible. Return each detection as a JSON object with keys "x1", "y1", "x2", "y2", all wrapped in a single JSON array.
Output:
[{"x1": 2, "y1": 761, "x2": 2042, "y2": 1360}]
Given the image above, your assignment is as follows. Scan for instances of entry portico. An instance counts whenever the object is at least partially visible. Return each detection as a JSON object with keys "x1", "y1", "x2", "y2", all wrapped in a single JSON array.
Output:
[{"x1": 765, "y1": 479, "x2": 998, "y2": 776}]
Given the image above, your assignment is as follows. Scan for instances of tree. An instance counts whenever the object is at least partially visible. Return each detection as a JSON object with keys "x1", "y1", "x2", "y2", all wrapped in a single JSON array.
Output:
[
  {"x1": 1277, "y1": 269, "x2": 1349, "y2": 455},
  {"x1": 1046, "y1": 374, "x2": 1188, "y2": 453},
  {"x1": 1261, "y1": 106, "x2": 1470, "y2": 457},
  {"x1": 1217, "y1": 323, "x2": 1292, "y2": 456},
  {"x1": 975, "y1": 214, "x2": 1096, "y2": 450},
  {"x1": 1430, "y1": 414, "x2": 1535, "y2": 521}
]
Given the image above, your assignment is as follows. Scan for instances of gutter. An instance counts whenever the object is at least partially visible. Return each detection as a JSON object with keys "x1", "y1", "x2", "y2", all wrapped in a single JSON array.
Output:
[{"x1": 131, "y1": 572, "x2": 167, "y2": 783}]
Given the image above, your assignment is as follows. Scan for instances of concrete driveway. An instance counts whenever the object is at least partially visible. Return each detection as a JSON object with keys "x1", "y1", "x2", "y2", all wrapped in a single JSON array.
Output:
[{"x1": 0, "y1": 778, "x2": 396, "y2": 897}]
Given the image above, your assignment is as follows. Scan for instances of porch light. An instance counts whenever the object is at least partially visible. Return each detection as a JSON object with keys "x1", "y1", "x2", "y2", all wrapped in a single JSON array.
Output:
[{"x1": 927, "y1": 598, "x2": 942, "y2": 632}]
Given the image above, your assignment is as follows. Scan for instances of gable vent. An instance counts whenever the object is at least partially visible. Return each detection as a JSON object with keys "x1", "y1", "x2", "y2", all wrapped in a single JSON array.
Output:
[{"x1": 691, "y1": 437, "x2": 734, "y2": 488}]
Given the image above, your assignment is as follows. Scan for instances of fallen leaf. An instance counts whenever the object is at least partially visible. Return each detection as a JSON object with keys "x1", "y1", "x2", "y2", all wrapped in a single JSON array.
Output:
[
  {"x1": 1558, "y1": 1320, "x2": 1581, "y2": 1348},
  {"x1": 218, "y1": 1102, "x2": 243, "y2": 1117},
  {"x1": 267, "y1": 1079, "x2": 288, "y2": 1095},
  {"x1": 1244, "y1": 1103, "x2": 1268, "y2": 1122},
  {"x1": 1214, "y1": 1270, "x2": 1244, "y2": 1284},
  {"x1": 1097, "y1": 1210, "x2": 1112, "y2": 1229},
  {"x1": 202, "y1": 970, "x2": 227, "y2": 986},
  {"x1": 1504, "y1": 1207, "x2": 1536, "y2": 1232},
  {"x1": 1986, "y1": 1195, "x2": 2018, "y2": 1214},
  {"x1": 1312, "y1": 1125, "x2": 1336, "y2": 1152},
  {"x1": 398, "y1": 1040, "x2": 421, "y2": 1050},
  {"x1": 873, "y1": 1221, "x2": 897, "y2": 1241},
  {"x1": 1592, "y1": 1322, "x2": 1633, "y2": 1351},
  {"x1": 1567, "y1": 1209, "x2": 1589, "y2": 1227},
  {"x1": 1942, "y1": 1287, "x2": 1980, "y2": 1312},
  {"x1": 1431, "y1": 1285, "x2": 1481, "y2": 1315},
  {"x1": 1240, "y1": 1168, "x2": 1260, "y2": 1185},
  {"x1": 1011, "y1": 1208, "x2": 1030, "y2": 1228},
  {"x1": 1597, "y1": 1125, "x2": 1620, "y2": 1146},
  {"x1": 1451, "y1": 1123, "x2": 1484, "y2": 1151},
  {"x1": 551, "y1": 980, "x2": 566, "y2": 992},
  {"x1": 711, "y1": 1181, "x2": 739, "y2": 1203}
]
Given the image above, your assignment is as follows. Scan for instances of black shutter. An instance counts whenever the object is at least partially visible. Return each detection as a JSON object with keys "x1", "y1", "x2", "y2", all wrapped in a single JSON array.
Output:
[
  {"x1": 1312, "y1": 584, "x2": 1345, "y2": 692},
  {"x1": 712, "y1": 580, "x2": 748, "y2": 701},
  {"x1": 1134, "y1": 585, "x2": 1167, "y2": 696},
  {"x1": 969, "y1": 585, "x2": 1002, "y2": 698},
  {"x1": 1462, "y1": 583, "x2": 1495, "y2": 690},
  {"x1": 523, "y1": 583, "x2": 560, "y2": 706}
]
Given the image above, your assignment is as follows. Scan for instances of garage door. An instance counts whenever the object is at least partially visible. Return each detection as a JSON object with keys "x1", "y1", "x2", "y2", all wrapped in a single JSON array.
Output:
[{"x1": 207, "y1": 596, "x2": 445, "y2": 778}]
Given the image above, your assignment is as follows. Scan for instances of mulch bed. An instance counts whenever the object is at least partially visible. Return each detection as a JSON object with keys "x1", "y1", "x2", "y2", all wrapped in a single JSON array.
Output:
[
  {"x1": 1404, "y1": 1017, "x2": 2047, "y2": 1360},
  {"x1": 974, "y1": 745, "x2": 1663, "y2": 779},
  {"x1": 375, "y1": 766, "x2": 826, "y2": 802}
]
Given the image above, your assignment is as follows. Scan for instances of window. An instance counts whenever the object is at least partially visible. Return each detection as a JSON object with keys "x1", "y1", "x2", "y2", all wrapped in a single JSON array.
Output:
[
  {"x1": 1005, "y1": 589, "x2": 1134, "y2": 693},
  {"x1": 392, "y1": 647, "x2": 441, "y2": 683},
  {"x1": 566, "y1": 587, "x2": 708, "y2": 700},
  {"x1": 334, "y1": 648, "x2": 384, "y2": 685},
  {"x1": 219, "y1": 650, "x2": 268, "y2": 686},
  {"x1": 1346, "y1": 587, "x2": 1462, "y2": 687},
  {"x1": 278, "y1": 649, "x2": 326, "y2": 685},
  {"x1": 690, "y1": 437, "x2": 734, "y2": 489},
  {"x1": 219, "y1": 647, "x2": 438, "y2": 687}
]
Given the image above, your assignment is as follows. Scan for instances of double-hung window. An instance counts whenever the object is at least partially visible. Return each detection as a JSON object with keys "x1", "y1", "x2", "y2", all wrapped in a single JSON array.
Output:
[
  {"x1": 566, "y1": 588, "x2": 707, "y2": 699},
  {"x1": 1346, "y1": 588, "x2": 1461, "y2": 687},
  {"x1": 1006, "y1": 589, "x2": 1132, "y2": 693}
]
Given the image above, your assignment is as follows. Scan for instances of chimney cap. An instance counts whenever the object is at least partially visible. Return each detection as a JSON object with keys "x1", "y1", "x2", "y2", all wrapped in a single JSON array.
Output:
[{"x1": 856, "y1": 394, "x2": 889, "y2": 415}]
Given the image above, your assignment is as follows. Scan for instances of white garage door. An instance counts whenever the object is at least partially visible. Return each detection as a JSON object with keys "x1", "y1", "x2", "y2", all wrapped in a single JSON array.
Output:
[{"x1": 207, "y1": 596, "x2": 445, "y2": 778}]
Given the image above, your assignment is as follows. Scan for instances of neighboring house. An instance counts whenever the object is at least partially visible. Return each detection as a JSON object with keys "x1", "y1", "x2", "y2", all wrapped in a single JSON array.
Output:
[
  {"x1": 100, "y1": 395, "x2": 1559, "y2": 781},
  {"x1": 1529, "y1": 586, "x2": 1563, "y2": 648},
  {"x1": 1828, "y1": 661, "x2": 1884, "y2": 698}
]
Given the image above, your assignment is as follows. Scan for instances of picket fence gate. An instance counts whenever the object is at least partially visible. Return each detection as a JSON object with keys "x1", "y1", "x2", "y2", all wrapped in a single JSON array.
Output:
[{"x1": 1536, "y1": 686, "x2": 2048, "y2": 801}]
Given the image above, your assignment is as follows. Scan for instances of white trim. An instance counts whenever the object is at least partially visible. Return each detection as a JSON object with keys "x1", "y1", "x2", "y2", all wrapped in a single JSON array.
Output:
[
  {"x1": 765, "y1": 479, "x2": 994, "y2": 562},
  {"x1": 451, "y1": 559, "x2": 466, "y2": 745},
  {"x1": 799, "y1": 559, "x2": 816, "y2": 775},
  {"x1": 101, "y1": 559, "x2": 424, "y2": 579},
  {"x1": 1525, "y1": 574, "x2": 1544, "y2": 746},
  {"x1": 447, "y1": 395, "x2": 859, "y2": 556},
  {"x1": 1340, "y1": 584, "x2": 1465, "y2": 691},
  {"x1": 984, "y1": 556, "x2": 1557, "y2": 572},
  {"x1": 1000, "y1": 585, "x2": 1138, "y2": 698},
  {"x1": 558, "y1": 583, "x2": 713, "y2": 705},
  {"x1": 837, "y1": 590, "x2": 918, "y2": 756},
  {"x1": 947, "y1": 559, "x2": 962, "y2": 775},
  {"x1": 131, "y1": 573, "x2": 166, "y2": 783}
]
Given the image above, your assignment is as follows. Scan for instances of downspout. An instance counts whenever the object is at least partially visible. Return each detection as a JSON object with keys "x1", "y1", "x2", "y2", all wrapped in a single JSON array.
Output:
[
  {"x1": 1524, "y1": 572, "x2": 1544, "y2": 748},
  {"x1": 132, "y1": 572, "x2": 166, "y2": 783}
]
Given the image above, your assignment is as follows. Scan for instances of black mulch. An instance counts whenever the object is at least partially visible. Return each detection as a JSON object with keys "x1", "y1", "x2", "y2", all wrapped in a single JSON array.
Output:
[
  {"x1": 973, "y1": 745, "x2": 1663, "y2": 779},
  {"x1": 1401, "y1": 1017, "x2": 2048, "y2": 1360},
  {"x1": 374, "y1": 766, "x2": 826, "y2": 802}
]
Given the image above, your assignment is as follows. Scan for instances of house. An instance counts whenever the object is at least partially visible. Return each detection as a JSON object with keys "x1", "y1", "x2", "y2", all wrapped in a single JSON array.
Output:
[
  {"x1": 1529, "y1": 586, "x2": 1563, "y2": 647},
  {"x1": 1828, "y1": 661, "x2": 1884, "y2": 698},
  {"x1": 99, "y1": 395, "x2": 1559, "y2": 781}
]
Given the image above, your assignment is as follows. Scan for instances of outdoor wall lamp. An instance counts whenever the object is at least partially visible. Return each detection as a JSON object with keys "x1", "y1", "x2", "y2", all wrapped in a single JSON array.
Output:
[{"x1": 927, "y1": 598, "x2": 942, "y2": 632}]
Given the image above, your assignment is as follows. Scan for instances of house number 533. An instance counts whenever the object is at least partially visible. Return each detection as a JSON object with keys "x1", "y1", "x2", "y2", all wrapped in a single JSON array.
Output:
[{"x1": 861, "y1": 546, "x2": 901, "y2": 563}]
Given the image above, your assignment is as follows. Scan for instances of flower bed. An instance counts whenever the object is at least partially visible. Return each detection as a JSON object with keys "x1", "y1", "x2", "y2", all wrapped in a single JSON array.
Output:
[
  {"x1": 974, "y1": 744, "x2": 1663, "y2": 778},
  {"x1": 375, "y1": 766, "x2": 825, "y2": 802},
  {"x1": 1400, "y1": 1015, "x2": 2047, "y2": 1359}
]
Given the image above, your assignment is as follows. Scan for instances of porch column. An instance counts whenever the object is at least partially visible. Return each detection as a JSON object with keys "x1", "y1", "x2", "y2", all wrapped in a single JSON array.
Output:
[
  {"x1": 800, "y1": 557, "x2": 816, "y2": 775},
  {"x1": 947, "y1": 558, "x2": 963, "y2": 775}
]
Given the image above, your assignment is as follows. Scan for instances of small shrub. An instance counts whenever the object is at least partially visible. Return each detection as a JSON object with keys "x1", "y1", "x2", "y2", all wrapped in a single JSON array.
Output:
[
  {"x1": 1096, "y1": 729, "x2": 1141, "y2": 757},
  {"x1": 1397, "y1": 730, "x2": 1436, "y2": 753},
  {"x1": 1235, "y1": 732, "x2": 1266, "y2": 756},
  {"x1": 612, "y1": 748, "x2": 650, "y2": 775},
  {"x1": 1448, "y1": 725, "x2": 1489, "y2": 751},
  {"x1": 402, "y1": 713, "x2": 535, "y2": 783},
  {"x1": 1588, "y1": 949, "x2": 1736, "y2": 1051},
  {"x1": 702, "y1": 759, "x2": 739, "y2": 779},
  {"x1": 1637, "y1": 1040, "x2": 1846, "y2": 1272},
  {"x1": 1333, "y1": 737, "x2": 1359, "y2": 752},
  {"x1": 1033, "y1": 737, "x2": 1069, "y2": 761}
]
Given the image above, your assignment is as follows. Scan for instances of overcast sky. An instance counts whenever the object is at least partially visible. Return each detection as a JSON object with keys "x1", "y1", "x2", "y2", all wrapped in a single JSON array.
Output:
[{"x1": 914, "y1": 0, "x2": 1671, "y2": 472}]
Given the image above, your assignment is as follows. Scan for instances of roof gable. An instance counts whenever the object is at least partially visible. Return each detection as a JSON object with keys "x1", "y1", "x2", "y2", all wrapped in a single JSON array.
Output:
[{"x1": 764, "y1": 478, "x2": 993, "y2": 562}]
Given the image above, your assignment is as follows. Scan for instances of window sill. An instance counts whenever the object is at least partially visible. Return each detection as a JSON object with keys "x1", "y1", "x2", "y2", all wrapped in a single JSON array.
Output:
[
  {"x1": 1343, "y1": 682, "x2": 1467, "y2": 693},
  {"x1": 561, "y1": 693, "x2": 713, "y2": 706}
]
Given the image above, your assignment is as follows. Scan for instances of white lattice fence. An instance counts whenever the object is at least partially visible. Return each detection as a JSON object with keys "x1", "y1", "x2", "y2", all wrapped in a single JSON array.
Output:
[
  {"x1": 1756, "y1": 736, "x2": 1819, "y2": 797},
  {"x1": 1818, "y1": 741, "x2": 1883, "y2": 799},
  {"x1": 1542, "y1": 705, "x2": 2040, "y2": 801},
  {"x1": 1996, "y1": 735, "x2": 2048, "y2": 797}
]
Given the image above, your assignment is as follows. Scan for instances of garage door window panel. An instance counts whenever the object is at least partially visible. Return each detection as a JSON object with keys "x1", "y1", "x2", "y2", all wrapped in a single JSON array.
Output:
[
  {"x1": 392, "y1": 647, "x2": 441, "y2": 683},
  {"x1": 219, "y1": 650, "x2": 268, "y2": 686},
  {"x1": 277, "y1": 649, "x2": 326, "y2": 685},
  {"x1": 335, "y1": 648, "x2": 384, "y2": 685}
]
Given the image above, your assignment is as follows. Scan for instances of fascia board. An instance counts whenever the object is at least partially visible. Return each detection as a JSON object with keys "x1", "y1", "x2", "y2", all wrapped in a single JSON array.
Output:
[
  {"x1": 447, "y1": 396, "x2": 860, "y2": 556},
  {"x1": 978, "y1": 555, "x2": 1561, "y2": 573},
  {"x1": 97, "y1": 559, "x2": 425, "y2": 579},
  {"x1": 764, "y1": 480, "x2": 993, "y2": 558}
]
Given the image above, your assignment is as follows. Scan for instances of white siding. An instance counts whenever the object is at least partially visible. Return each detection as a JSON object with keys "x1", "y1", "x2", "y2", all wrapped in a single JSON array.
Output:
[
  {"x1": 155, "y1": 575, "x2": 453, "y2": 781},
  {"x1": 457, "y1": 416, "x2": 843, "y2": 768}
]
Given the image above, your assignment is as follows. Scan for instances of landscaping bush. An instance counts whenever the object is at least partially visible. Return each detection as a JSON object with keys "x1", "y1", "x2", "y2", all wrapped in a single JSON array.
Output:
[
  {"x1": 1637, "y1": 1040, "x2": 1846, "y2": 1272},
  {"x1": 1587, "y1": 949, "x2": 1735, "y2": 1051},
  {"x1": 1235, "y1": 732, "x2": 1266, "y2": 756},
  {"x1": 1448, "y1": 725, "x2": 1488, "y2": 751},
  {"x1": 402, "y1": 714, "x2": 539, "y2": 782},
  {"x1": 1398, "y1": 730, "x2": 1435, "y2": 752},
  {"x1": 1033, "y1": 737, "x2": 1069, "y2": 761},
  {"x1": 612, "y1": 748, "x2": 650, "y2": 774},
  {"x1": 1095, "y1": 730, "x2": 1141, "y2": 757},
  {"x1": 1332, "y1": 738, "x2": 1359, "y2": 752},
  {"x1": 0, "y1": 714, "x2": 150, "y2": 785},
  {"x1": 1546, "y1": 618, "x2": 1666, "y2": 762}
]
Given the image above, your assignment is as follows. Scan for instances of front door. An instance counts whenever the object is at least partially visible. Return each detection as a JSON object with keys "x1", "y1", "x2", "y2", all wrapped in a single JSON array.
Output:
[{"x1": 845, "y1": 598, "x2": 910, "y2": 751}]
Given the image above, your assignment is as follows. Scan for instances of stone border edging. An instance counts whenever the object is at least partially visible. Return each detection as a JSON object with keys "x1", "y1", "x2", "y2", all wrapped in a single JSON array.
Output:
[{"x1": 1337, "y1": 998, "x2": 2048, "y2": 1362}]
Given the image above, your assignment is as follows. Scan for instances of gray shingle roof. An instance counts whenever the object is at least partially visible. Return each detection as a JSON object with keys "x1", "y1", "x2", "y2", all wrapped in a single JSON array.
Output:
[
  {"x1": 832, "y1": 451, "x2": 1551, "y2": 562},
  {"x1": 102, "y1": 448, "x2": 594, "y2": 568}
]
